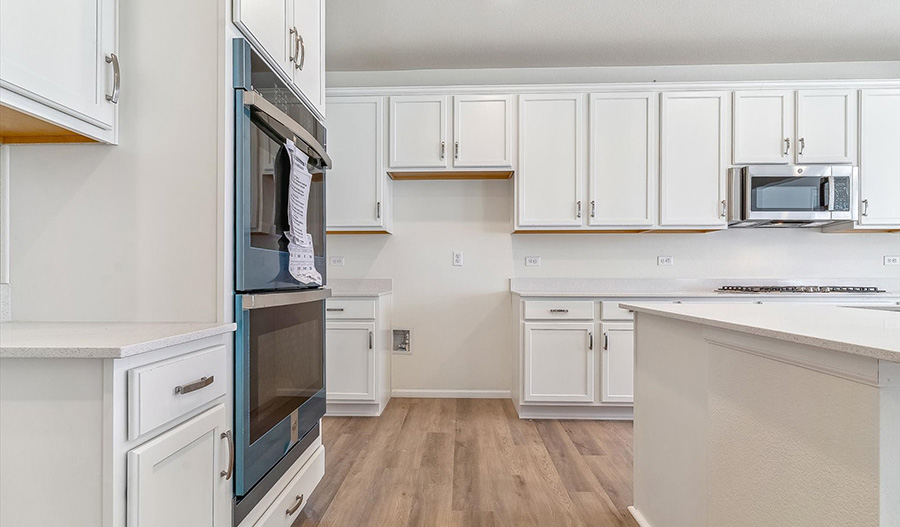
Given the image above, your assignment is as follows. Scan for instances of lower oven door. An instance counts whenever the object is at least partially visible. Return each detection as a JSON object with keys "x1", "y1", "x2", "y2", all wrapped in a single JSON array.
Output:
[{"x1": 234, "y1": 289, "x2": 329, "y2": 496}]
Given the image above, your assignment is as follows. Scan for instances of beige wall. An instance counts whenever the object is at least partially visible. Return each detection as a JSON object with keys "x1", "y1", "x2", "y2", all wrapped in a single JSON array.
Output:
[{"x1": 327, "y1": 179, "x2": 900, "y2": 393}]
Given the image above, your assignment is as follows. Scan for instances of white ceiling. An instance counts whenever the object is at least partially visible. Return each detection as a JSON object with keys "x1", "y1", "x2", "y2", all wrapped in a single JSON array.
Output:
[{"x1": 325, "y1": 0, "x2": 900, "y2": 72}]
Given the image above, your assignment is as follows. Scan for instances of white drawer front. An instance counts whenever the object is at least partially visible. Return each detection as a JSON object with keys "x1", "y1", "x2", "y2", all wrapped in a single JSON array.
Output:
[
  {"x1": 127, "y1": 345, "x2": 228, "y2": 440},
  {"x1": 599, "y1": 301, "x2": 635, "y2": 321},
  {"x1": 256, "y1": 445, "x2": 326, "y2": 527},
  {"x1": 523, "y1": 300, "x2": 594, "y2": 320},
  {"x1": 326, "y1": 299, "x2": 376, "y2": 320}
]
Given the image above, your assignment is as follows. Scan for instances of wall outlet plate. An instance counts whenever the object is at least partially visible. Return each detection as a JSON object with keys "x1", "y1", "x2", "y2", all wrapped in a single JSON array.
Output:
[
  {"x1": 452, "y1": 251, "x2": 463, "y2": 266},
  {"x1": 885, "y1": 256, "x2": 900, "y2": 266},
  {"x1": 657, "y1": 256, "x2": 674, "y2": 266},
  {"x1": 525, "y1": 256, "x2": 541, "y2": 267},
  {"x1": 329, "y1": 256, "x2": 345, "y2": 266}
]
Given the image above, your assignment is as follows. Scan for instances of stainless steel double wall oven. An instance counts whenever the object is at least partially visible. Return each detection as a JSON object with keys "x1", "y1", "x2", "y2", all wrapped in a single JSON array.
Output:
[{"x1": 232, "y1": 38, "x2": 331, "y2": 525}]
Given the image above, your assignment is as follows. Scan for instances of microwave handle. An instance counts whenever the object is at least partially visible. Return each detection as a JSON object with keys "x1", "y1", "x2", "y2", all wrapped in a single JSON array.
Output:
[{"x1": 825, "y1": 176, "x2": 835, "y2": 211}]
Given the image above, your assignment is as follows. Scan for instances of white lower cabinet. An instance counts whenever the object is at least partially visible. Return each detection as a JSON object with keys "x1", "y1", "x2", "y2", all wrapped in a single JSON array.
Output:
[
  {"x1": 127, "y1": 404, "x2": 231, "y2": 527},
  {"x1": 523, "y1": 322, "x2": 596, "y2": 403},
  {"x1": 325, "y1": 295, "x2": 392, "y2": 416},
  {"x1": 254, "y1": 445, "x2": 325, "y2": 527},
  {"x1": 599, "y1": 322, "x2": 635, "y2": 404}
]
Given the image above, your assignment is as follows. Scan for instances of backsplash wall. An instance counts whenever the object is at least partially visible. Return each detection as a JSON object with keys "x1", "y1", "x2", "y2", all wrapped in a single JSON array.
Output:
[{"x1": 327, "y1": 179, "x2": 900, "y2": 394}]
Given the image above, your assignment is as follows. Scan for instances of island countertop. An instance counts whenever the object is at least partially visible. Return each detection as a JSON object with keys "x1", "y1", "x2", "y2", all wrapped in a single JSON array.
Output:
[
  {"x1": 620, "y1": 302, "x2": 900, "y2": 362},
  {"x1": 0, "y1": 321, "x2": 237, "y2": 359}
]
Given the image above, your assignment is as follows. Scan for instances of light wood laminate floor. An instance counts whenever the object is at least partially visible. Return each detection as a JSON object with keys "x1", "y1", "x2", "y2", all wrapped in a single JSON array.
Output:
[{"x1": 295, "y1": 398, "x2": 638, "y2": 527}]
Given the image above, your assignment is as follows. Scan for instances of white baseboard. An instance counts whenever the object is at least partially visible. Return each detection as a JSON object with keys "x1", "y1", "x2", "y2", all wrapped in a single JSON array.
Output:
[
  {"x1": 391, "y1": 389, "x2": 511, "y2": 399},
  {"x1": 627, "y1": 506, "x2": 653, "y2": 527},
  {"x1": 515, "y1": 404, "x2": 633, "y2": 420}
]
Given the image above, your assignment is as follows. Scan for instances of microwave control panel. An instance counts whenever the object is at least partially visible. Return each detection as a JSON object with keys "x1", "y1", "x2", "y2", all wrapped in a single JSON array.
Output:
[{"x1": 832, "y1": 177, "x2": 851, "y2": 211}]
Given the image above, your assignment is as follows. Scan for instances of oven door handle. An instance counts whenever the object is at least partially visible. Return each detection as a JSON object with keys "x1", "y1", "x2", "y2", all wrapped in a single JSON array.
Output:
[
  {"x1": 241, "y1": 288, "x2": 332, "y2": 310},
  {"x1": 242, "y1": 90, "x2": 332, "y2": 168}
]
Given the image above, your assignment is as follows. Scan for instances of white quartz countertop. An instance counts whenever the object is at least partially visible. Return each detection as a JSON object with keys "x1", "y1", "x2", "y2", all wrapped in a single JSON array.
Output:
[
  {"x1": 0, "y1": 322, "x2": 236, "y2": 359},
  {"x1": 328, "y1": 279, "x2": 392, "y2": 297},
  {"x1": 621, "y1": 302, "x2": 900, "y2": 362}
]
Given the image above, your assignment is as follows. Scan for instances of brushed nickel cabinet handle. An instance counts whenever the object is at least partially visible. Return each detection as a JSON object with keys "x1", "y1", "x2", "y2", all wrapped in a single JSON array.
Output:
[
  {"x1": 720, "y1": 199, "x2": 727, "y2": 218},
  {"x1": 576, "y1": 200, "x2": 582, "y2": 219},
  {"x1": 105, "y1": 54, "x2": 120, "y2": 104},
  {"x1": 603, "y1": 332, "x2": 609, "y2": 351},
  {"x1": 174, "y1": 375, "x2": 214, "y2": 395},
  {"x1": 220, "y1": 430, "x2": 234, "y2": 480},
  {"x1": 376, "y1": 201, "x2": 381, "y2": 219},
  {"x1": 454, "y1": 141, "x2": 459, "y2": 159},
  {"x1": 783, "y1": 138, "x2": 790, "y2": 156},
  {"x1": 326, "y1": 307, "x2": 344, "y2": 312},
  {"x1": 590, "y1": 200, "x2": 596, "y2": 218},
  {"x1": 440, "y1": 141, "x2": 445, "y2": 160},
  {"x1": 549, "y1": 309, "x2": 569, "y2": 313},
  {"x1": 798, "y1": 137, "x2": 805, "y2": 155},
  {"x1": 286, "y1": 494, "x2": 304, "y2": 515},
  {"x1": 589, "y1": 332, "x2": 593, "y2": 350},
  {"x1": 369, "y1": 330, "x2": 373, "y2": 350},
  {"x1": 297, "y1": 33, "x2": 305, "y2": 71},
  {"x1": 862, "y1": 199, "x2": 869, "y2": 217},
  {"x1": 288, "y1": 27, "x2": 298, "y2": 63}
]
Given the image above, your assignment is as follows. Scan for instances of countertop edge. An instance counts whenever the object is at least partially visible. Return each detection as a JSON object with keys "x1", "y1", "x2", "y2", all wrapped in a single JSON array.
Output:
[{"x1": 620, "y1": 303, "x2": 898, "y2": 362}]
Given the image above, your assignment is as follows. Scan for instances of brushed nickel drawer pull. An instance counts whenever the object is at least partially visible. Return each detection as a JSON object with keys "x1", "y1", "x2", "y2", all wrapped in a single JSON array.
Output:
[
  {"x1": 603, "y1": 332, "x2": 609, "y2": 350},
  {"x1": 174, "y1": 376, "x2": 214, "y2": 395},
  {"x1": 286, "y1": 494, "x2": 304, "y2": 515},
  {"x1": 369, "y1": 330, "x2": 374, "y2": 349},
  {"x1": 549, "y1": 309, "x2": 569, "y2": 313},
  {"x1": 326, "y1": 308, "x2": 345, "y2": 312},
  {"x1": 220, "y1": 430, "x2": 234, "y2": 480},
  {"x1": 105, "y1": 54, "x2": 120, "y2": 104}
]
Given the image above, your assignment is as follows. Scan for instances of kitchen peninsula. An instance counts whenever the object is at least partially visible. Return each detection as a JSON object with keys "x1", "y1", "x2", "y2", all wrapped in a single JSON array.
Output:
[{"x1": 623, "y1": 303, "x2": 900, "y2": 527}]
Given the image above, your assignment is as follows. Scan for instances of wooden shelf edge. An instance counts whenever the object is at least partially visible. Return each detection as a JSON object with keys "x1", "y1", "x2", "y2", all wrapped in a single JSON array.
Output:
[
  {"x1": 512, "y1": 228, "x2": 720, "y2": 234},
  {"x1": 0, "y1": 104, "x2": 96, "y2": 144},
  {"x1": 388, "y1": 170, "x2": 513, "y2": 181}
]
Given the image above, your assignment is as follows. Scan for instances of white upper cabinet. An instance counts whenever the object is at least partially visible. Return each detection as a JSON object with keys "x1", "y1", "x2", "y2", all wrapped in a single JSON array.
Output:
[
  {"x1": 389, "y1": 95, "x2": 450, "y2": 169},
  {"x1": 588, "y1": 92, "x2": 657, "y2": 227},
  {"x1": 796, "y1": 89, "x2": 857, "y2": 164},
  {"x1": 517, "y1": 94, "x2": 585, "y2": 227},
  {"x1": 859, "y1": 89, "x2": 900, "y2": 226},
  {"x1": 453, "y1": 95, "x2": 513, "y2": 168},
  {"x1": 660, "y1": 91, "x2": 730, "y2": 228},
  {"x1": 325, "y1": 97, "x2": 388, "y2": 232},
  {"x1": 0, "y1": 0, "x2": 118, "y2": 143},
  {"x1": 234, "y1": 0, "x2": 325, "y2": 118},
  {"x1": 291, "y1": 0, "x2": 325, "y2": 116},
  {"x1": 733, "y1": 90, "x2": 794, "y2": 164}
]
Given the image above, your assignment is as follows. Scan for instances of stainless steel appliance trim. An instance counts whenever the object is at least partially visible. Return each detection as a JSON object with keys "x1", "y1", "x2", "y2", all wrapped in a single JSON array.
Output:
[
  {"x1": 241, "y1": 288, "x2": 332, "y2": 310},
  {"x1": 242, "y1": 90, "x2": 332, "y2": 168},
  {"x1": 220, "y1": 430, "x2": 234, "y2": 480},
  {"x1": 174, "y1": 375, "x2": 215, "y2": 395},
  {"x1": 105, "y1": 54, "x2": 120, "y2": 104}
]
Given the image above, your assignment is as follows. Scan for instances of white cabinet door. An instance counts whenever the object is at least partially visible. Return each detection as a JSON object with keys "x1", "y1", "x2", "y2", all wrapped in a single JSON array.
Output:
[
  {"x1": 127, "y1": 404, "x2": 230, "y2": 527},
  {"x1": 291, "y1": 0, "x2": 324, "y2": 117},
  {"x1": 235, "y1": 0, "x2": 292, "y2": 77},
  {"x1": 517, "y1": 94, "x2": 585, "y2": 227},
  {"x1": 588, "y1": 92, "x2": 657, "y2": 227},
  {"x1": 660, "y1": 91, "x2": 730, "y2": 228},
  {"x1": 0, "y1": 0, "x2": 116, "y2": 129},
  {"x1": 325, "y1": 97, "x2": 385, "y2": 230},
  {"x1": 599, "y1": 322, "x2": 634, "y2": 404},
  {"x1": 859, "y1": 89, "x2": 900, "y2": 226},
  {"x1": 523, "y1": 322, "x2": 595, "y2": 403},
  {"x1": 733, "y1": 90, "x2": 794, "y2": 164},
  {"x1": 326, "y1": 322, "x2": 376, "y2": 401},
  {"x1": 796, "y1": 89, "x2": 857, "y2": 164},
  {"x1": 389, "y1": 96, "x2": 449, "y2": 169},
  {"x1": 453, "y1": 95, "x2": 513, "y2": 168}
]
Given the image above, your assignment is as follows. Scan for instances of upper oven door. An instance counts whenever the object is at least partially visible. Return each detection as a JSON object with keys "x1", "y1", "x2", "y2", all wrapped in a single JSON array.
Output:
[
  {"x1": 235, "y1": 40, "x2": 330, "y2": 293},
  {"x1": 744, "y1": 165, "x2": 835, "y2": 221},
  {"x1": 234, "y1": 289, "x2": 329, "y2": 496}
]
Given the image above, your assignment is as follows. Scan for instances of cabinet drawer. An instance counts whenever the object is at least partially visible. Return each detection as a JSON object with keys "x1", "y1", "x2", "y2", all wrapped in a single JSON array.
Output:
[
  {"x1": 523, "y1": 300, "x2": 594, "y2": 320},
  {"x1": 256, "y1": 445, "x2": 326, "y2": 527},
  {"x1": 599, "y1": 301, "x2": 634, "y2": 321},
  {"x1": 326, "y1": 299, "x2": 376, "y2": 320},
  {"x1": 127, "y1": 345, "x2": 228, "y2": 440}
]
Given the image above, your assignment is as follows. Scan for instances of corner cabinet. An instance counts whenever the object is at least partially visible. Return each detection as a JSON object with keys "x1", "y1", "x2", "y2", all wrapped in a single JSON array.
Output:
[
  {"x1": 0, "y1": 0, "x2": 119, "y2": 143},
  {"x1": 127, "y1": 405, "x2": 231, "y2": 527},
  {"x1": 234, "y1": 0, "x2": 325, "y2": 118},
  {"x1": 325, "y1": 97, "x2": 392, "y2": 233},
  {"x1": 517, "y1": 94, "x2": 585, "y2": 227},
  {"x1": 660, "y1": 91, "x2": 730, "y2": 229}
]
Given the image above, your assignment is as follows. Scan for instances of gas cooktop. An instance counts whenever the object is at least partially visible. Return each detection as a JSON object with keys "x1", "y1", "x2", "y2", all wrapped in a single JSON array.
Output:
[{"x1": 717, "y1": 285, "x2": 886, "y2": 294}]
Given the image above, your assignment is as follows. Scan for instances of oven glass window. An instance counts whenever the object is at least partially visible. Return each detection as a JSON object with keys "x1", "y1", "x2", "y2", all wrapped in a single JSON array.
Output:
[
  {"x1": 750, "y1": 176, "x2": 826, "y2": 212},
  {"x1": 248, "y1": 300, "x2": 324, "y2": 444}
]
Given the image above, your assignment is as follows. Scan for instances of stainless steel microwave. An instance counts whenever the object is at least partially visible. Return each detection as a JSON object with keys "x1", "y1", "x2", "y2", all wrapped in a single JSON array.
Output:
[{"x1": 728, "y1": 165, "x2": 857, "y2": 228}]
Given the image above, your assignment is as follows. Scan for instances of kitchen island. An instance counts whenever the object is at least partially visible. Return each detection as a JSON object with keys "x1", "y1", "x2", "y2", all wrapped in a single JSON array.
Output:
[{"x1": 622, "y1": 303, "x2": 899, "y2": 527}]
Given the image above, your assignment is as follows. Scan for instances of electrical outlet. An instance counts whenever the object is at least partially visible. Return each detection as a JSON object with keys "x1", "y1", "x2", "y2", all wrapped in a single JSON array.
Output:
[
  {"x1": 525, "y1": 256, "x2": 541, "y2": 267},
  {"x1": 329, "y1": 256, "x2": 345, "y2": 266},
  {"x1": 657, "y1": 256, "x2": 674, "y2": 266},
  {"x1": 452, "y1": 251, "x2": 464, "y2": 266},
  {"x1": 885, "y1": 256, "x2": 900, "y2": 266}
]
